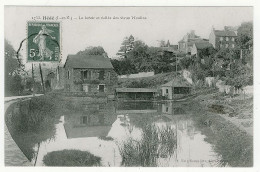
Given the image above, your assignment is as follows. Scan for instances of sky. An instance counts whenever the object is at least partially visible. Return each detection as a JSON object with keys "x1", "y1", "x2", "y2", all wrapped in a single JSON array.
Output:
[{"x1": 5, "y1": 6, "x2": 253, "y2": 66}]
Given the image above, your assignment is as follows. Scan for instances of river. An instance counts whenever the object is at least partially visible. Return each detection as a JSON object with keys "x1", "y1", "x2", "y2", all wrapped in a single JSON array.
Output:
[{"x1": 5, "y1": 99, "x2": 253, "y2": 167}]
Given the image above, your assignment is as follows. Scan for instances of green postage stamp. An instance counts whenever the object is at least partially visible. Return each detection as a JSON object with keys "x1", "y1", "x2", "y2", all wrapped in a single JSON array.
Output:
[{"x1": 27, "y1": 22, "x2": 60, "y2": 62}]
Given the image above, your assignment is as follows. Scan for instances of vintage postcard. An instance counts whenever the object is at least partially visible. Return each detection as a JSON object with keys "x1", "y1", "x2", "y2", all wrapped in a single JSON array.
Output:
[{"x1": 4, "y1": 6, "x2": 254, "y2": 168}]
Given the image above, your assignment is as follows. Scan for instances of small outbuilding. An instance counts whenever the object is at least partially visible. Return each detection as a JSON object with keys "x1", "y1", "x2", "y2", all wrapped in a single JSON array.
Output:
[
  {"x1": 115, "y1": 88, "x2": 157, "y2": 100},
  {"x1": 161, "y1": 76, "x2": 192, "y2": 100}
]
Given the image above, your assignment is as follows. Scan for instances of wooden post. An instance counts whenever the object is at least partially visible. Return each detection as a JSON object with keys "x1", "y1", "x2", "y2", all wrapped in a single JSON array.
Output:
[{"x1": 39, "y1": 63, "x2": 45, "y2": 94}]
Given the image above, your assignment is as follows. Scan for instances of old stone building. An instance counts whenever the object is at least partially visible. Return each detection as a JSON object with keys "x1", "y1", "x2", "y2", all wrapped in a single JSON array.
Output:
[
  {"x1": 209, "y1": 26, "x2": 237, "y2": 49},
  {"x1": 63, "y1": 54, "x2": 118, "y2": 95},
  {"x1": 178, "y1": 30, "x2": 209, "y2": 54}
]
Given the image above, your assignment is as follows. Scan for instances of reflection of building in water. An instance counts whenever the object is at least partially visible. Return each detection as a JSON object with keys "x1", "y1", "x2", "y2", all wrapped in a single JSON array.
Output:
[
  {"x1": 116, "y1": 101, "x2": 158, "y2": 114},
  {"x1": 64, "y1": 102, "x2": 117, "y2": 138},
  {"x1": 160, "y1": 102, "x2": 188, "y2": 115}
]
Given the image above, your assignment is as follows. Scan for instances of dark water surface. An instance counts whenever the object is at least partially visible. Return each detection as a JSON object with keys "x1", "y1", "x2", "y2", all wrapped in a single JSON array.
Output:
[{"x1": 5, "y1": 99, "x2": 253, "y2": 167}]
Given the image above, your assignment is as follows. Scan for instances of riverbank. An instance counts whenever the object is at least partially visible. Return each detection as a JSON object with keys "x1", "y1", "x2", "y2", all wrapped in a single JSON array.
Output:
[
  {"x1": 4, "y1": 100, "x2": 33, "y2": 166},
  {"x1": 192, "y1": 88, "x2": 253, "y2": 136},
  {"x1": 183, "y1": 88, "x2": 253, "y2": 167}
]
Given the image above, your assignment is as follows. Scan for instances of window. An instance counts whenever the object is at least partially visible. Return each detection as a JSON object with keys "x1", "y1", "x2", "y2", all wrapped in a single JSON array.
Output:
[
  {"x1": 108, "y1": 72, "x2": 111, "y2": 81},
  {"x1": 67, "y1": 70, "x2": 70, "y2": 79},
  {"x1": 220, "y1": 37, "x2": 223, "y2": 41},
  {"x1": 166, "y1": 89, "x2": 169, "y2": 94},
  {"x1": 232, "y1": 37, "x2": 235, "y2": 41},
  {"x1": 81, "y1": 116, "x2": 89, "y2": 125},
  {"x1": 226, "y1": 37, "x2": 229, "y2": 41},
  {"x1": 232, "y1": 44, "x2": 235, "y2": 48},
  {"x1": 83, "y1": 71, "x2": 88, "y2": 79},
  {"x1": 166, "y1": 107, "x2": 169, "y2": 112},
  {"x1": 81, "y1": 70, "x2": 91, "y2": 80},
  {"x1": 99, "y1": 84, "x2": 105, "y2": 92},
  {"x1": 99, "y1": 70, "x2": 105, "y2": 80},
  {"x1": 226, "y1": 44, "x2": 228, "y2": 48}
]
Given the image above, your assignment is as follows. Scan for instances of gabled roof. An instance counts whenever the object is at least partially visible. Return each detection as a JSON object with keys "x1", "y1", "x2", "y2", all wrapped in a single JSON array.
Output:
[
  {"x1": 64, "y1": 54, "x2": 114, "y2": 69},
  {"x1": 214, "y1": 30, "x2": 237, "y2": 37},
  {"x1": 194, "y1": 42, "x2": 213, "y2": 50},
  {"x1": 161, "y1": 75, "x2": 192, "y2": 87}
]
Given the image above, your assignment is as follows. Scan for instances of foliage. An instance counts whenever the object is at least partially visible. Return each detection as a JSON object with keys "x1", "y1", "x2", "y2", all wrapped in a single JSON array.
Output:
[
  {"x1": 236, "y1": 21, "x2": 253, "y2": 49},
  {"x1": 180, "y1": 56, "x2": 192, "y2": 69},
  {"x1": 77, "y1": 46, "x2": 107, "y2": 56},
  {"x1": 117, "y1": 35, "x2": 135, "y2": 58},
  {"x1": 111, "y1": 58, "x2": 137, "y2": 75},
  {"x1": 5, "y1": 39, "x2": 22, "y2": 96},
  {"x1": 43, "y1": 150, "x2": 101, "y2": 166},
  {"x1": 224, "y1": 60, "x2": 253, "y2": 89},
  {"x1": 25, "y1": 77, "x2": 34, "y2": 91},
  {"x1": 9, "y1": 75, "x2": 23, "y2": 95},
  {"x1": 118, "y1": 124, "x2": 176, "y2": 167},
  {"x1": 114, "y1": 37, "x2": 177, "y2": 75}
]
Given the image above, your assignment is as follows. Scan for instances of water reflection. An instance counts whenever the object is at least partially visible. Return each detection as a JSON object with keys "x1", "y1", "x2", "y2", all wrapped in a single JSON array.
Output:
[{"x1": 6, "y1": 99, "x2": 252, "y2": 167}]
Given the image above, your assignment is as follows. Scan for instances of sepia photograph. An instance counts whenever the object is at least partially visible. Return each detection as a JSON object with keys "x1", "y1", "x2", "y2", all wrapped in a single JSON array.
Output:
[{"x1": 4, "y1": 6, "x2": 254, "y2": 167}]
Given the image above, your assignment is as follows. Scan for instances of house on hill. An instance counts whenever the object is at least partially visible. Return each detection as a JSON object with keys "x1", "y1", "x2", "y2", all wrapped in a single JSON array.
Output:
[
  {"x1": 161, "y1": 75, "x2": 192, "y2": 100},
  {"x1": 209, "y1": 26, "x2": 237, "y2": 49},
  {"x1": 178, "y1": 30, "x2": 209, "y2": 54},
  {"x1": 191, "y1": 42, "x2": 214, "y2": 58},
  {"x1": 63, "y1": 54, "x2": 118, "y2": 95}
]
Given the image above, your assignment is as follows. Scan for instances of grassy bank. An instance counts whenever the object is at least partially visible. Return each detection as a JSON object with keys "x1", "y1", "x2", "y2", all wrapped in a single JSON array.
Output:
[
  {"x1": 43, "y1": 150, "x2": 101, "y2": 166},
  {"x1": 186, "y1": 89, "x2": 253, "y2": 167},
  {"x1": 194, "y1": 88, "x2": 253, "y2": 135}
]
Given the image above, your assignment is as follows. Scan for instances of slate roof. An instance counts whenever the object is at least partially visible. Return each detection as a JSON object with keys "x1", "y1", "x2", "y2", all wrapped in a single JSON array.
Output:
[
  {"x1": 194, "y1": 42, "x2": 213, "y2": 50},
  {"x1": 64, "y1": 54, "x2": 114, "y2": 69},
  {"x1": 214, "y1": 30, "x2": 237, "y2": 37},
  {"x1": 116, "y1": 88, "x2": 157, "y2": 93},
  {"x1": 161, "y1": 76, "x2": 192, "y2": 87}
]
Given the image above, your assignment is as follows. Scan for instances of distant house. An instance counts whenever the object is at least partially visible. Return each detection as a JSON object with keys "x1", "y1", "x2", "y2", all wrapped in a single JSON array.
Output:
[
  {"x1": 178, "y1": 30, "x2": 209, "y2": 54},
  {"x1": 209, "y1": 26, "x2": 237, "y2": 49},
  {"x1": 63, "y1": 54, "x2": 118, "y2": 95},
  {"x1": 191, "y1": 42, "x2": 213, "y2": 57},
  {"x1": 161, "y1": 75, "x2": 192, "y2": 100}
]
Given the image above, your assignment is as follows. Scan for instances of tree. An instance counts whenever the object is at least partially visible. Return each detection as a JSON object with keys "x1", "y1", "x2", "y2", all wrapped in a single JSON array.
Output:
[
  {"x1": 5, "y1": 39, "x2": 22, "y2": 96},
  {"x1": 110, "y1": 58, "x2": 137, "y2": 75},
  {"x1": 127, "y1": 40, "x2": 150, "y2": 71},
  {"x1": 9, "y1": 75, "x2": 23, "y2": 95},
  {"x1": 25, "y1": 77, "x2": 35, "y2": 91},
  {"x1": 77, "y1": 46, "x2": 107, "y2": 56},
  {"x1": 225, "y1": 60, "x2": 252, "y2": 90},
  {"x1": 117, "y1": 35, "x2": 135, "y2": 58},
  {"x1": 236, "y1": 22, "x2": 253, "y2": 49}
]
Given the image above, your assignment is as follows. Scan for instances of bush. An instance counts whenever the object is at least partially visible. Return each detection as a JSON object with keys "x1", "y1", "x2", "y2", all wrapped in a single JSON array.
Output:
[{"x1": 43, "y1": 150, "x2": 101, "y2": 166}]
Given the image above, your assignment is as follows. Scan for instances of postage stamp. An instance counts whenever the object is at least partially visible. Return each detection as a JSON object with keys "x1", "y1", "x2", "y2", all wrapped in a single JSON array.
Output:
[{"x1": 27, "y1": 22, "x2": 60, "y2": 62}]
